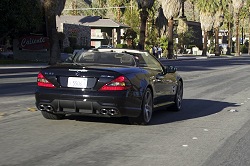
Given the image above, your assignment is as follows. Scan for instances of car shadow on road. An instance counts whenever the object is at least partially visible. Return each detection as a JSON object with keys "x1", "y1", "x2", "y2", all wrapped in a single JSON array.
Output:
[
  {"x1": 64, "y1": 99, "x2": 238, "y2": 125},
  {"x1": 66, "y1": 115, "x2": 130, "y2": 125},
  {"x1": 150, "y1": 98, "x2": 239, "y2": 125}
]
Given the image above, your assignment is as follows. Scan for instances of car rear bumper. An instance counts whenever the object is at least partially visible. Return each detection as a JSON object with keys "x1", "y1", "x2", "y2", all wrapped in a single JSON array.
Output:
[{"x1": 35, "y1": 88, "x2": 143, "y2": 118}]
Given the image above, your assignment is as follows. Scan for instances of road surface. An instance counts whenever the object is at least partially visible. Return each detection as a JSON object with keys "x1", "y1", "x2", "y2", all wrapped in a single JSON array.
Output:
[{"x1": 1, "y1": 56, "x2": 250, "y2": 166}]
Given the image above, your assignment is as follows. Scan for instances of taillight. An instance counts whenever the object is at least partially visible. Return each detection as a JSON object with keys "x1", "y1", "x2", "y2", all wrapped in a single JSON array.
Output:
[
  {"x1": 37, "y1": 72, "x2": 55, "y2": 88},
  {"x1": 99, "y1": 76, "x2": 131, "y2": 91}
]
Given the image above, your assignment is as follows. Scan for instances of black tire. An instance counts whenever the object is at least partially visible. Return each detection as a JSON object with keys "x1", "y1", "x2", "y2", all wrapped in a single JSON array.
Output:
[
  {"x1": 129, "y1": 88, "x2": 153, "y2": 125},
  {"x1": 170, "y1": 81, "x2": 183, "y2": 112},
  {"x1": 41, "y1": 111, "x2": 65, "y2": 120}
]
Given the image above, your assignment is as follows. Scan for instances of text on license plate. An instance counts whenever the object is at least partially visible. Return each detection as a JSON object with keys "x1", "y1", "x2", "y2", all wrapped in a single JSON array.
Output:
[{"x1": 67, "y1": 77, "x2": 87, "y2": 88}]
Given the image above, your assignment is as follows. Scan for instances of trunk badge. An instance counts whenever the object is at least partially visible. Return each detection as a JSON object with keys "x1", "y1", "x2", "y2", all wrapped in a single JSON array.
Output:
[{"x1": 75, "y1": 71, "x2": 80, "y2": 76}]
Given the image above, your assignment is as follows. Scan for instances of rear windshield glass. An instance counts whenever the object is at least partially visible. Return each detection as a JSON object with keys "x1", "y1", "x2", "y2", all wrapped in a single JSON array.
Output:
[{"x1": 73, "y1": 51, "x2": 136, "y2": 66}]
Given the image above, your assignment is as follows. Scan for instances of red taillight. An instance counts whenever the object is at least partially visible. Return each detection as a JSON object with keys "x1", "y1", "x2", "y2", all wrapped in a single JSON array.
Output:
[
  {"x1": 99, "y1": 76, "x2": 131, "y2": 91},
  {"x1": 37, "y1": 72, "x2": 55, "y2": 88}
]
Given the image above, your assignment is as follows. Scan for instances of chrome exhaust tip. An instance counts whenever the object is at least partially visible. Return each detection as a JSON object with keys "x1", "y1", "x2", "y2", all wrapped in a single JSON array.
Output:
[
  {"x1": 46, "y1": 105, "x2": 53, "y2": 112},
  {"x1": 108, "y1": 109, "x2": 117, "y2": 116},
  {"x1": 38, "y1": 104, "x2": 53, "y2": 112},
  {"x1": 38, "y1": 104, "x2": 45, "y2": 111},
  {"x1": 100, "y1": 109, "x2": 108, "y2": 115}
]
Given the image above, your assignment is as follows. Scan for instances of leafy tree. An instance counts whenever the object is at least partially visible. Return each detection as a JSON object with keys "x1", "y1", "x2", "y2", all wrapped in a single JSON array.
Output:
[
  {"x1": 161, "y1": 0, "x2": 181, "y2": 59},
  {"x1": 42, "y1": 0, "x2": 66, "y2": 64},
  {"x1": 63, "y1": 0, "x2": 108, "y2": 17},
  {"x1": 122, "y1": 1, "x2": 140, "y2": 36},
  {"x1": 91, "y1": 0, "x2": 108, "y2": 17},
  {"x1": 108, "y1": 0, "x2": 130, "y2": 21},
  {"x1": 123, "y1": 28, "x2": 137, "y2": 48},
  {"x1": 159, "y1": 36, "x2": 168, "y2": 56},
  {"x1": 144, "y1": 1, "x2": 161, "y2": 49},
  {"x1": 0, "y1": 0, "x2": 44, "y2": 42}
]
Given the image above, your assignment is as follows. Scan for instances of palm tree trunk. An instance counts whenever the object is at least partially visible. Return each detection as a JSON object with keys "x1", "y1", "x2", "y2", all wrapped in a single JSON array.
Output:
[
  {"x1": 167, "y1": 17, "x2": 174, "y2": 59},
  {"x1": 192, "y1": 2, "x2": 195, "y2": 21},
  {"x1": 139, "y1": 9, "x2": 148, "y2": 50},
  {"x1": 215, "y1": 27, "x2": 220, "y2": 56},
  {"x1": 202, "y1": 31, "x2": 208, "y2": 56},
  {"x1": 181, "y1": 0, "x2": 185, "y2": 18},
  {"x1": 46, "y1": 14, "x2": 60, "y2": 64},
  {"x1": 227, "y1": 22, "x2": 232, "y2": 55},
  {"x1": 235, "y1": 15, "x2": 240, "y2": 56},
  {"x1": 248, "y1": 14, "x2": 250, "y2": 55}
]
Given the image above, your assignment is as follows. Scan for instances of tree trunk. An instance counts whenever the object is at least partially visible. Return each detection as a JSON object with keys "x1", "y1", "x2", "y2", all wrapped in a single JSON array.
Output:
[
  {"x1": 139, "y1": 9, "x2": 148, "y2": 50},
  {"x1": 227, "y1": 22, "x2": 232, "y2": 55},
  {"x1": 192, "y1": 2, "x2": 195, "y2": 21},
  {"x1": 46, "y1": 14, "x2": 60, "y2": 65},
  {"x1": 215, "y1": 27, "x2": 220, "y2": 56},
  {"x1": 235, "y1": 15, "x2": 240, "y2": 56},
  {"x1": 202, "y1": 31, "x2": 208, "y2": 56},
  {"x1": 167, "y1": 17, "x2": 174, "y2": 59},
  {"x1": 248, "y1": 14, "x2": 250, "y2": 55},
  {"x1": 181, "y1": 0, "x2": 185, "y2": 18}
]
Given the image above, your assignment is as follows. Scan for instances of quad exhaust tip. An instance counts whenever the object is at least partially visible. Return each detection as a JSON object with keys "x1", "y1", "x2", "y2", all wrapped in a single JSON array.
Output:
[
  {"x1": 38, "y1": 104, "x2": 53, "y2": 112},
  {"x1": 39, "y1": 104, "x2": 118, "y2": 116},
  {"x1": 100, "y1": 108, "x2": 118, "y2": 116}
]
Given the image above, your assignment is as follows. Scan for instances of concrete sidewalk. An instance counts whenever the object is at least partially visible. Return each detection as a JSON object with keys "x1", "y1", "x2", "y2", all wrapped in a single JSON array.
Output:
[
  {"x1": 0, "y1": 53, "x2": 245, "y2": 70},
  {"x1": 159, "y1": 53, "x2": 238, "y2": 61},
  {"x1": 0, "y1": 63, "x2": 48, "y2": 69},
  {"x1": 0, "y1": 63, "x2": 48, "y2": 74}
]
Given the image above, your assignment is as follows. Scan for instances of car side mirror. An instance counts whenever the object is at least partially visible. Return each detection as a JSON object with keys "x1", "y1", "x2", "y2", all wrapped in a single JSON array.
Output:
[{"x1": 164, "y1": 65, "x2": 177, "y2": 73}]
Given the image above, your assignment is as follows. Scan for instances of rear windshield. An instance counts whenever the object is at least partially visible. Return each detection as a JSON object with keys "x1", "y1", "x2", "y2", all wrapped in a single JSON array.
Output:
[{"x1": 73, "y1": 51, "x2": 136, "y2": 66}]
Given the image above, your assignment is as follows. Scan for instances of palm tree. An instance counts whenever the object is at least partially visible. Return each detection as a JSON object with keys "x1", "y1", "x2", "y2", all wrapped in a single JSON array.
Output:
[
  {"x1": 188, "y1": 0, "x2": 196, "y2": 21},
  {"x1": 237, "y1": 1, "x2": 250, "y2": 54},
  {"x1": 155, "y1": 6, "x2": 168, "y2": 37},
  {"x1": 42, "y1": 0, "x2": 66, "y2": 64},
  {"x1": 161, "y1": 0, "x2": 181, "y2": 59},
  {"x1": 180, "y1": 0, "x2": 187, "y2": 19},
  {"x1": 196, "y1": 0, "x2": 219, "y2": 56},
  {"x1": 221, "y1": 0, "x2": 233, "y2": 55},
  {"x1": 232, "y1": 0, "x2": 244, "y2": 56},
  {"x1": 248, "y1": 0, "x2": 250, "y2": 55},
  {"x1": 137, "y1": 0, "x2": 155, "y2": 50},
  {"x1": 214, "y1": 8, "x2": 224, "y2": 56}
]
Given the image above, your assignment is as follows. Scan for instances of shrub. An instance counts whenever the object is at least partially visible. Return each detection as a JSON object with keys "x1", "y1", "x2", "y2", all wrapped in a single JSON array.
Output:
[
  {"x1": 116, "y1": 44, "x2": 128, "y2": 48},
  {"x1": 64, "y1": 47, "x2": 73, "y2": 53},
  {"x1": 240, "y1": 44, "x2": 248, "y2": 53}
]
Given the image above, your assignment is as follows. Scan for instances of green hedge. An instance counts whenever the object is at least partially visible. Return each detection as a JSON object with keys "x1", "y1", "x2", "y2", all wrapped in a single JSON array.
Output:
[
  {"x1": 240, "y1": 45, "x2": 248, "y2": 53},
  {"x1": 116, "y1": 44, "x2": 128, "y2": 48}
]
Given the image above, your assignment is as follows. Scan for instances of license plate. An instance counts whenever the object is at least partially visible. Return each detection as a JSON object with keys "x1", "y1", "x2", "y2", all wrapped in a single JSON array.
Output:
[{"x1": 67, "y1": 77, "x2": 87, "y2": 88}]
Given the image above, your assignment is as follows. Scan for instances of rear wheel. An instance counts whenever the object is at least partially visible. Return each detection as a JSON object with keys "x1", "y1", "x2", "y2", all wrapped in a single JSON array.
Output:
[
  {"x1": 41, "y1": 111, "x2": 65, "y2": 120},
  {"x1": 129, "y1": 88, "x2": 153, "y2": 125},
  {"x1": 170, "y1": 81, "x2": 183, "y2": 112}
]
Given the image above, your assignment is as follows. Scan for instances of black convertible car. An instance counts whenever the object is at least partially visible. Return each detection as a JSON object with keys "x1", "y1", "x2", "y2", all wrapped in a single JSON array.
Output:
[{"x1": 35, "y1": 48, "x2": 183, "y2": 125}]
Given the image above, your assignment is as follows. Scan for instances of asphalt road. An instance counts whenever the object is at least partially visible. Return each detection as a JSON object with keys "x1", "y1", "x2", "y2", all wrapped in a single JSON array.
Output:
[{"x1": 1, "y1": 56, "x2": 250, "y2": 166}]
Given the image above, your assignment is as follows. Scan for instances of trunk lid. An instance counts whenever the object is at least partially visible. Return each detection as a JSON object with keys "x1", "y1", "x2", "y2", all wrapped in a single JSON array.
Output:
[{"x1": 40, "y1": 63, "x2": 135, "y2": 90}]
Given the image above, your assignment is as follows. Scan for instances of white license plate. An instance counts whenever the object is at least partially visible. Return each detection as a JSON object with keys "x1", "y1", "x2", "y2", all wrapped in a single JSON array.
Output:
[{"x1": 67, "y1": 77, "x2": 87, "y2": 88}]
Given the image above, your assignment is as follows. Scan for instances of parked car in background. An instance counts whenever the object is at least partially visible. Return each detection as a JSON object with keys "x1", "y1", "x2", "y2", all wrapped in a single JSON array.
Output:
[
  {"x1": 35, "y1": 48, "x2": 183, "y2": 125},
  {"x1": 0, "y1": 51, "x2": 13, "y2": 59},
  {"x1": 97, "y1": 45, "x2": 113, "y2": 48}
]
